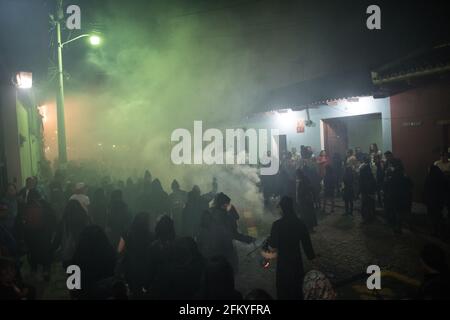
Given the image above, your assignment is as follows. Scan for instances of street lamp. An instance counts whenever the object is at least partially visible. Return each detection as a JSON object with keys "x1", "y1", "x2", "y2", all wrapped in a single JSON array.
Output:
[{"x1": 54, "y1": 2, "x2": 102, "y2": 164}]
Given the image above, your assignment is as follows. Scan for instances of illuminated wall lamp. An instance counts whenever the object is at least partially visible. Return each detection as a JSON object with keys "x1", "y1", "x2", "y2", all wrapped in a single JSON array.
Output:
[{"x1": 15, "y1": 72, "x2": 33, "y2": 89}]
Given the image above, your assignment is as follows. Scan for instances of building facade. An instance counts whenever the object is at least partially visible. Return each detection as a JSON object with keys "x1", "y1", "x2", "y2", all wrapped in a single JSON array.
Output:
[{"x1": 0, "y1": 80, "x2": 46, "y2": 191}]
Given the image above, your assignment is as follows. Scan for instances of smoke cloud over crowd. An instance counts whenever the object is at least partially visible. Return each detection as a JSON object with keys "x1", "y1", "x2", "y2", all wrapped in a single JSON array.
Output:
[{"x1": 42, "y1": 0, "x2": 298, "y2": 214}]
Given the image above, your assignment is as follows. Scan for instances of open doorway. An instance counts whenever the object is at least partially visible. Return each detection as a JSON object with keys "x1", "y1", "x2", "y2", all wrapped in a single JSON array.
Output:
[{"x1": 323, "y1": 113, "x2": 383, "y2": 158}]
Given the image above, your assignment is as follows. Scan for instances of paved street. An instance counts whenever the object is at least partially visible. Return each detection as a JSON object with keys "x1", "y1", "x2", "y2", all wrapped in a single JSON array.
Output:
[{"x1": 236, "y1": 199, "x2": 450, "y2": 300}]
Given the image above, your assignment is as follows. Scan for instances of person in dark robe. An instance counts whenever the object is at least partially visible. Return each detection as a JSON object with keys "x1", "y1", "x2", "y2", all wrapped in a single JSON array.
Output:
[
  {"x1": 342, "y1": 166, "x2": 355, "y2": 216},
  {"x1": 136, "y1": 177, "x2": 152, "y2": 217},
  {"x1": 332, "y1": 153, "x2": 343, "y2": 195},
  {"x1": 147, "y1": 215, "x2": 176, "y2": 298},
  {"x1": 107, "y1": 189, "x2": 132, "y2": 249},
  {"x1": 262, "y1": 196, "x2": 315, "y2": 300},
  {"x1": 423, "y1": 165, "x2": 447, "y2": 238},
  {"x1": 374, "y1": 154, "x2": 385, "y2": 208},
  {"x1": 359, "y1": 158, "x2": 377, "y2": 224},
  {"x1": 200, "y1": 255, "x2": 242, "y2": 300},
  {"x1": 417, "y1": 243, "x2": 450, "y2": 300},
  {"x1": 197, "y1": 193, "x2": 254, "y2": 274},
  {"x1": 168, "y1": 179, "x2": 188, "y2": 236},
  {"x1": 70, "y1": 225, "x2": 117, "y2": 300},
  {"x1": 154, "y1": 236, "x2": 206, "y2": 300},
  {"x1": 124, "y1": 177, "x2": 136, "y2": 214},
  {"x1": 244, "y1": 288, "x2": 273, "y2": 300},
  {"x1": 48, "y1": 171, "x2": 65, "y2": 221},
  {"x1": 90, "y1": 188, "x2": 108, "y2": 230},
  {"x1": 296, "y1": 168, "x2": 317, "y2": 232},
  {"x1": 1, "y1": 184, "x2": 18, "y2": 235},
  {"x1": 383, "y1": 160, "x2": 413, "y2": 235},
  {"x1": 0, "y1": 257, "x2": 35, "y2": 300},
  {"x1": 54, "y1": 199, "x2": 90, "y2": 269},
  {"x1": 279, "y1": 165, "x2": 296, "y2": 199},
  {"x1": 202, "y1": 177, "x2": 218, "y2": 205},
  {"x1": 148, "y1": 179, "x2": 170, "y2": 230},
  {"x1": 22, "y1": 190, "x2": 57, "y2": 281},
  {"x1": 182, "y1": 185, "x2": 208, "y2": 238},
  {"x1": 302, "y1": 164, "x2": 321, "y2": 210},
  {"x1": 117, "y1": 212, "x2": 153, "y2": 298},
  {"x1": 101, "y1": 176, "x2": 114, "y2": 200},
  {"x1": 143, "y1": 170, "x2": 152, "y2": 188}
]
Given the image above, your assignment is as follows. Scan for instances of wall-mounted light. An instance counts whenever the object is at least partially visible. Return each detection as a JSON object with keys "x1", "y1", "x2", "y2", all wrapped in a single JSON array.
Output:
[{"x1": 15, "y1": 72, "x2": 33, "y2": 89}]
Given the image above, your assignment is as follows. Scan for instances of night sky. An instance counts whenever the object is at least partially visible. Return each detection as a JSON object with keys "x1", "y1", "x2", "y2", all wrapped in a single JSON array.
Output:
[{"x1": 1, "y1": 0, "x2": 449, "y2": 90}]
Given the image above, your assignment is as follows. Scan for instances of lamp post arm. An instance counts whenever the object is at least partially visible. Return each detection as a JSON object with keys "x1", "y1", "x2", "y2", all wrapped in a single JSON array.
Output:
[{"x1": 60, "y1": 34, "x2": 91, "y2": 48}]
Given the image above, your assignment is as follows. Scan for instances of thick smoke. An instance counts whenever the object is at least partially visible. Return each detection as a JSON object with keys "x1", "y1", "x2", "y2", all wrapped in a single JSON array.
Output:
[{"x1": 44, "y1": 1, "x2": 297, "y2": 217}]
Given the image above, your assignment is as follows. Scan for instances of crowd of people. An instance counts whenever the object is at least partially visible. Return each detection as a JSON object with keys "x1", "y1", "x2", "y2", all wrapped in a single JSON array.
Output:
[
  {"x1": 0, "y1": 169, "x2": 267, "y2": 300},
  {"x1": 261, "y1": 144, "x2": 450, "y2": 239},
  {"x1": 0, "y1": 144, "x2": 449, "y2": 300}
]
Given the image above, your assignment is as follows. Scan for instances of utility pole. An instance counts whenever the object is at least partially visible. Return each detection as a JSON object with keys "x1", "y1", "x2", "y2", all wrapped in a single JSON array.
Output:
[{"x1": 55, "y1": 0, "x2": 67, "y2": 164}]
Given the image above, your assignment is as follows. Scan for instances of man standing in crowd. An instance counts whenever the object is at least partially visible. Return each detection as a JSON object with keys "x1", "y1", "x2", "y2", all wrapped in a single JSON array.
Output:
[{"x1": 198, "y1": 192, "x2": 255, "y2": 274}]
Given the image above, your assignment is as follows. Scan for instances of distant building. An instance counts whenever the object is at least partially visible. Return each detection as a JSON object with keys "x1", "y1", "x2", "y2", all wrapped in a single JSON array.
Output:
[{"x1": 246, "y1": 43, "x2": 450, "y2": 201}]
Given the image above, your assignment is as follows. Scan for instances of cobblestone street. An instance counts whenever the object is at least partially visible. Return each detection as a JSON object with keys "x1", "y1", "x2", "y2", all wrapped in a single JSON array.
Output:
[{"x1": 235, "y1": 199, "x2": 450, "y2": 300}]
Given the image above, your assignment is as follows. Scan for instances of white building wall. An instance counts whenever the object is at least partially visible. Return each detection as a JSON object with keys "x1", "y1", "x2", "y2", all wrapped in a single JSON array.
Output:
[{"x1": 237, "y1": 96, "x2": 392, "y2": 155}]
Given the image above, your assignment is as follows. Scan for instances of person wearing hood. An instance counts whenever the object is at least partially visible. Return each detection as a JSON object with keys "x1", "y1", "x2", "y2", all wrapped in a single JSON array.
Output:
[
  {"x1": 168, "y1": 179, "x2": 188, "y2": 236},
  {"x1": 262, "y1": 196, "x2": 316, "y2": 300},
  {"x1": 145, "y1": 179, "x2": 168, "y2": 228},
  {"x1": 22, "y1": 189, "x2": 57, "y2": 282},
  {"x1": 202, "y1": 177, "x2": 218, "y2": 206},
  {"x1": 107, "y1": 189, "x2": 132, "y2": 249},
  {"x1": 197, "y1": 192, "x2": 255, "y2": 274},
  {"x1": 417, "y1": 243, "x2": 450, "y2": 299},
  {"x1": 182, "y1": 186, "x2": 208, "y2": 238}
]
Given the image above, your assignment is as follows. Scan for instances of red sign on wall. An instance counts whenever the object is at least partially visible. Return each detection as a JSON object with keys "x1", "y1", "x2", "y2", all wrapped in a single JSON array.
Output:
[{"x1": 297, "y1": 120, "x2": 305, "y2": 133}]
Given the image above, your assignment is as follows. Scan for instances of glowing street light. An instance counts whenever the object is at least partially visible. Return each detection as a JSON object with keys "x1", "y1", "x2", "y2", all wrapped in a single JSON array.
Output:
[{"x1": 89, "y1": 35, "x2": 102, "y2": 46}]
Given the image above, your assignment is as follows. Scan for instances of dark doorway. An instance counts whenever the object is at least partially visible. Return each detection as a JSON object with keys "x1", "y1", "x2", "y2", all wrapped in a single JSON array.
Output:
[
  {"x1": 323, "y1": 118, "x2": 348, "y2": 159},
  {"x1": 323, "y1": 113, "x2": 383, "y2": 158},
  {"x1": 275, "y1": 134, "x2": 287, "y2": 157}
]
